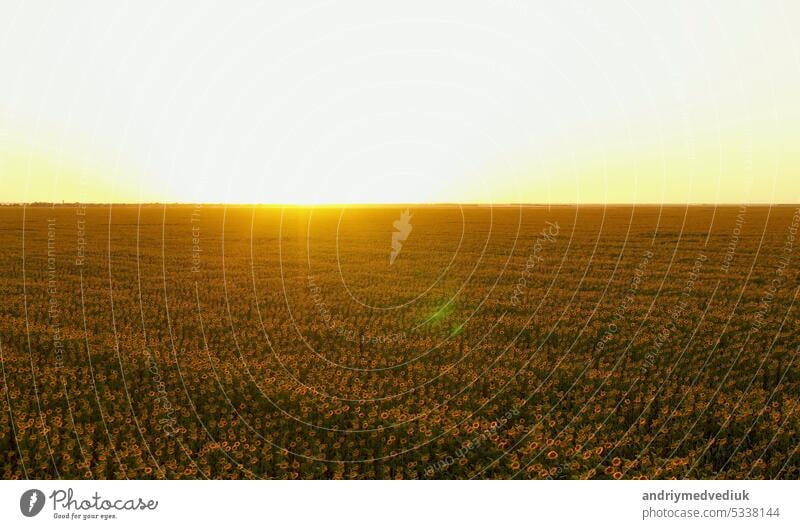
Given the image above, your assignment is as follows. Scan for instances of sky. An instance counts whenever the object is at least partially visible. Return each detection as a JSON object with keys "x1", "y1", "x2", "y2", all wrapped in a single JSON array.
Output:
[{"x1": 1, "y1": 1, "x2": 799, "y2": 204}]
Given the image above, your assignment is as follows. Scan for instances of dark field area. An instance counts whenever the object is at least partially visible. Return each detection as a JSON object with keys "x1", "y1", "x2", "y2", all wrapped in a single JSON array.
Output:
[{"x1": 1, "y1": 204, "x2": 798, "y2": 479}]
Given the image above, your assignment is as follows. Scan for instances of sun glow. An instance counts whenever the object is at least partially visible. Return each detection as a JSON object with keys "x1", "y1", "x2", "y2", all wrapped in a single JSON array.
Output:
[{"x1": 1, "y1": 1, "x2": 799, "y2": 204}]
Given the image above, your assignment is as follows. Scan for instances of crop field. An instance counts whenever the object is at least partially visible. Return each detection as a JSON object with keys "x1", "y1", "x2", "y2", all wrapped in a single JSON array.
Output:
[{"x1": 0, "y1": 204, "x2": 798, "y2": 479}]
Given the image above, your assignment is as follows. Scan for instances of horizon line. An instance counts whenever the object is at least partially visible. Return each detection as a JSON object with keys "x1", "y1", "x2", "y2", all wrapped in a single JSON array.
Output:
[{"x1": 3, "y1": 202, "x2": 799, "y2": 208}]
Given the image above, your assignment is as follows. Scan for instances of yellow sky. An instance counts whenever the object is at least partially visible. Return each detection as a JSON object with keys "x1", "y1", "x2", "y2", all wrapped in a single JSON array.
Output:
[{"x1": 1, "y1": 1, "x2": 799, "y2": 204}]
